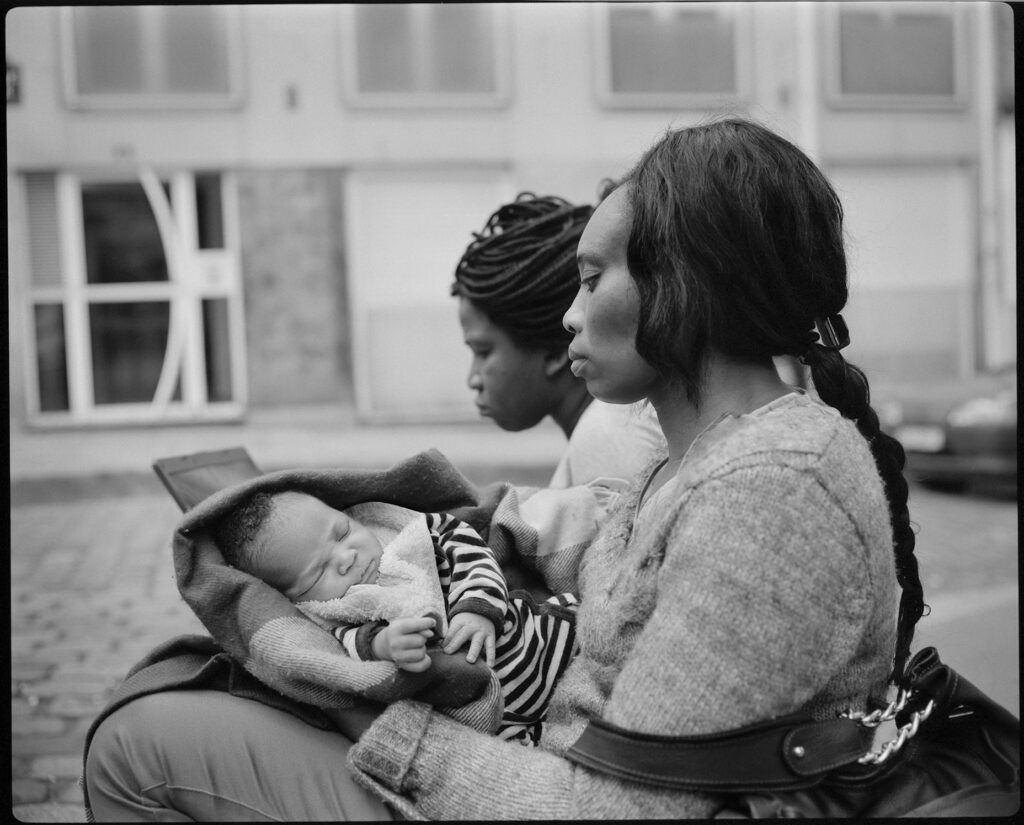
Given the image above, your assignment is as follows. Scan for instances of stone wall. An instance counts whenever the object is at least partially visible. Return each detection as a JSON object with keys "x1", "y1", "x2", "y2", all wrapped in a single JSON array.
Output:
[{"x1": 236, "y1": 168, "x2": 354, "y2": 407}]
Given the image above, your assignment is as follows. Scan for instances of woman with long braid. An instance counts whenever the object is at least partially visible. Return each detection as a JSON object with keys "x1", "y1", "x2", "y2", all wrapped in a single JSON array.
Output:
[
  {"x1": 86, "y1": 120, "x2": 927, "y2": 820},
  {"x1": 338, "y1": 118, "x2": 928, "y2": 818}
]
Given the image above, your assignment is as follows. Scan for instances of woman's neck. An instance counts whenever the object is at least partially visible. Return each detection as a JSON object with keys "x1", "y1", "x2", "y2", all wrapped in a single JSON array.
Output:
[
  {"x1": 551, "y1": 379, "x2": 594, "y2": 439},
  {"x1": 650, "y1": 356, "x2": 790, "y2": 463}
]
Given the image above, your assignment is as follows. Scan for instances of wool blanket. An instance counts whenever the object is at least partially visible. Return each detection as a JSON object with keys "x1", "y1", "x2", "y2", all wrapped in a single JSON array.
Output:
[
  {"x1": 82, "y1": 448, "x2": 607, "y2": 821},
  {"x1": 172, "y1": 449, "x2": 503, "y2": 728}
]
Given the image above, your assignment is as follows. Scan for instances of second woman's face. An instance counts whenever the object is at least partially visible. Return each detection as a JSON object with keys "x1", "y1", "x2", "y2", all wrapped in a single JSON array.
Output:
[
  {"x1": 563, "y1": 187, "x2": 659, "y2": 404},
  {"x1": 458, "y1": 297, "x2": 560, "y2": 431}
]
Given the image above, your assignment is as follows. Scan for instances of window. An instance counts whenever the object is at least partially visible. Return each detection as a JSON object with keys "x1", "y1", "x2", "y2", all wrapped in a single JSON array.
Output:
[
  {"x1": 60, "y1": 6, "x2": 244, "y2": 109},
  {"x1": 339, "y1": 4, "x2": 510, "y2": 107},
  {"x1": 594, "y1": 3, "x2": 751, "y2": 109},
  {"x1": 825, "y1": 3, "x2": 967, "y2": 109},
  {"x1": 19, "y1": 171, "x2": 246, "y2": 424}
]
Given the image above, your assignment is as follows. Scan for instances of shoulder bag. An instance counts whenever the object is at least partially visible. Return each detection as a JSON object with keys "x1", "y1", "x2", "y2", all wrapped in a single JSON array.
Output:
[{"x1": 565, "y1": 646, "x2": 1020, "y2": 818}]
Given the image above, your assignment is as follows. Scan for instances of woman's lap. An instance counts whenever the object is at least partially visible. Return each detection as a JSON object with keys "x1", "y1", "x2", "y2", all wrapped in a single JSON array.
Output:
[{"x1": 85, "y1": 690, "x2": 394, "y2": 822}]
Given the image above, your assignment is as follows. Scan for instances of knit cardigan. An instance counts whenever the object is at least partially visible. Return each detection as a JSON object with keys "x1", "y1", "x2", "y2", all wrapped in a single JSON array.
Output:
[{"x1": 348, "y1": 393, "x2": 901, "y2": 820}]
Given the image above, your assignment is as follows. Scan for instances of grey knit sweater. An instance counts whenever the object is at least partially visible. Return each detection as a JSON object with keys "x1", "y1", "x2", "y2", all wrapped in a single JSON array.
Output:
[{"x1": 349, "y1": 393, "x2": 900, "y2": 820}]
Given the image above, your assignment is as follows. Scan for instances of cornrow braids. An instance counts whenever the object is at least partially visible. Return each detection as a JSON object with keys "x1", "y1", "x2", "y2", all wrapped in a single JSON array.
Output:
[
  {"x1": 803, "y1": 345, "x2": 927, "y2": 685},
  {"x1": 452, "y1": 192, "x2": 594, "y2": 350}
]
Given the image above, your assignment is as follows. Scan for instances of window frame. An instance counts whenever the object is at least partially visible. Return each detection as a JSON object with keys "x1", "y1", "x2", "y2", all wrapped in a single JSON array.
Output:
[
  {"x1": 17, "y1": 169, "x2": 248, "y2": 426},
  {"x1": 591, "y1": 2, "x2": 753, "y2": 110},
  {"x1": 337, "y1": 3, "x2": 512, "y2": 109},
  {"x1": 823, "y1": 2, "x2": 969, "y2": 111},
  {"x1": 59, "y1": 5, "x2": 247, "y2": 112}
]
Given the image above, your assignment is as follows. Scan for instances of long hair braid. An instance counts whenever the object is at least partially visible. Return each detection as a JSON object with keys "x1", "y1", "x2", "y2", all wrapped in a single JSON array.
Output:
[
  {"x1": 803, "y1": 345, "x2": 926, "y2": 684},
  {"x1": 452, "y1": 192, "x2": 594, "y2": 349},
  {"x1": 623, "y1": 117, "x2": 927, "y2": 686}
]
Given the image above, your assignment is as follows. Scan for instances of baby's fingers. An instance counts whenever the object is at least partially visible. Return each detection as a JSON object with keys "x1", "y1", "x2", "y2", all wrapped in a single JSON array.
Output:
[
  {"x1": 395, "y1": 652, "x2": 431, "y2": 673},
  {"x1": 442, "y1": 625, "x2": 469, "y2": 655}
]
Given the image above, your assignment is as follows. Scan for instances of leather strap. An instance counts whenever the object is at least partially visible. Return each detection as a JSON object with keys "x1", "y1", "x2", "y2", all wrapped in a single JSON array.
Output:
[{"x1": 565, "y1": 713, "x2": 868, "y2": 792}]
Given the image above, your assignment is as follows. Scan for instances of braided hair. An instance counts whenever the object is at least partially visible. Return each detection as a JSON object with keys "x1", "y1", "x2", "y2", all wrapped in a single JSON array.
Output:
[
  {"x1": 452, "y1": 192, "x2": 594, "y2": 350},
  {"x1": 621, "y1": 118, "x2": 926, "y2": 685}
]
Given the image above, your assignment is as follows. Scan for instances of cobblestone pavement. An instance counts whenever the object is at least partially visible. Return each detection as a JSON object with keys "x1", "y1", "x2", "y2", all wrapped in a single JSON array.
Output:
[
  {"x1": 10, "y1": 480, "x2": 1018, "y2": 822},
  {"x1": 11, "y1": 493, "x2": 206, "y2": 823}
]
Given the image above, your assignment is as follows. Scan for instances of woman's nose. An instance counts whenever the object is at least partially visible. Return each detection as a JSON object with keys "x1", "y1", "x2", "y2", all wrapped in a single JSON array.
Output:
[
  {"x1": 563, "y1": 290, "x2": 583, "y2": 334},
  {"x1": 467, "y1": 367, "x2": 482, "y2": 391}
]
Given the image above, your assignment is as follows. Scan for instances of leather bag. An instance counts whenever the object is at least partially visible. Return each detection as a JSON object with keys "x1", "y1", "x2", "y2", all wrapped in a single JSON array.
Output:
[{"x1": 566, "y1": 647, "x2": 1020, "y2": 818}]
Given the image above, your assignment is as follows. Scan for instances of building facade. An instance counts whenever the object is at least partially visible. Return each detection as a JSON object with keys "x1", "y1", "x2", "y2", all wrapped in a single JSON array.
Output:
[{"x1": 6, "y1": 3, "x2": 1016, "y2": 430}]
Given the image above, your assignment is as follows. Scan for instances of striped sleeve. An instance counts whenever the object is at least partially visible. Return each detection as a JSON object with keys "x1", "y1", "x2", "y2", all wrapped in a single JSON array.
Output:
[
  {"x1": 427, "y1": 512, "x2": 508, "y2": 631},
  {"x1": 331, "y1": 621, "x2": 387, "y2": 661}
]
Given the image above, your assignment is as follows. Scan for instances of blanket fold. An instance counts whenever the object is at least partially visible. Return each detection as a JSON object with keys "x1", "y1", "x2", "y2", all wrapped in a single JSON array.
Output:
[{"x1": 172, "y1": 448, "x2": 503, "y2": 725}]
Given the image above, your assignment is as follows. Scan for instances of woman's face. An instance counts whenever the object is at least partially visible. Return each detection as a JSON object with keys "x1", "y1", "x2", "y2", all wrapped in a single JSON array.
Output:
[
  {"x1": 563, "y1": 187, "x2": 659, "y2": 404},
  {"x1": 457, "y1": 297, "x2": 561, "y2": 431}
]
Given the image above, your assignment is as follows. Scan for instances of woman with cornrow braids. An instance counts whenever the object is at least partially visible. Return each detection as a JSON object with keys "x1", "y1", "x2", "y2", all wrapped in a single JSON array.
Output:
[
  {"x1": 86, "y1": 121, "x2": 927, "y2": 821},
  {"x1": 452, "y1": 192, "x2": 664, "y2": 490}
]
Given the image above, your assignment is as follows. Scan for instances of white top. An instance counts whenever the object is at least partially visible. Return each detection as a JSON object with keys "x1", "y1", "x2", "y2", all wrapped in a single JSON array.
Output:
[{"x1": 548, "y1": 400, "x2": 665, "y2": 490}]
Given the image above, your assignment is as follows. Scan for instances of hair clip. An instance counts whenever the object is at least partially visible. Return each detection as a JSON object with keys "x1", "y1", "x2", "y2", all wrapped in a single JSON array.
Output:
[{"x1": 814, "y1": 314, "x2": 850, "y2": 350}]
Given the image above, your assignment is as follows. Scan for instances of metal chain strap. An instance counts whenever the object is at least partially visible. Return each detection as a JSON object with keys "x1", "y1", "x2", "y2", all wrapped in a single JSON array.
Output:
[{"x1": 841, "y1": 689, "x2": 937, "y2": 765}]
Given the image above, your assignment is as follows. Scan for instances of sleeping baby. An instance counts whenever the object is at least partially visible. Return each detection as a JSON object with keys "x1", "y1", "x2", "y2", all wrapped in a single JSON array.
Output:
[{"x1": 212, "y1": 489, "x2": 578, "y2": 744}]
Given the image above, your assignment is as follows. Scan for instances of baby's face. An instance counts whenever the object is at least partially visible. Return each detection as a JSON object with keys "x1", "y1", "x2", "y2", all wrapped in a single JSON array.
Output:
[{"x1": 253, "y1": 492, "x2": 383, "y2": 602}]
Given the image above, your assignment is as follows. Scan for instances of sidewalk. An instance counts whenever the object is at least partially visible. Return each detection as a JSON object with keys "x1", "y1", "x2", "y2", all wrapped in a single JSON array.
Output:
[{"x1": 10, "y1": 403, "x2": 568, "y2": 486}]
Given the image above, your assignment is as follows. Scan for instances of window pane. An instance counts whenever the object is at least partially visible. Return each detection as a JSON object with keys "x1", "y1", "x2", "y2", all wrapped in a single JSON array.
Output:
[
  {"x1": 71, "y1": 6, "x2": 233, "y2": 97},
  {"x1": 82, "y1": 183, "x2": 168, "y2": 285},
  {"x1": 839, "y1": 8, "x2": 956, "y2": 97},
  {"x1": 353, "y1": 4, "x2": 496, "y2": 94},
  {"x1": 163, "y1": 7, "x2": 231, "y2": 93},
  {"x1": 25, "y1": 173, "x2": 63, "y2": 288},
  {"x1": 72, "y1": 6, "x2": 143, "y2": 94},
  {"x1": 432, "y1": 5, "x2": 496, "y2": 92},
  {"x1": 202, "y1": 298, "x2": 233, "y2": 402},
  {"x1": 355, "y1": 5, "x2": 415, "y2": 92},
  {"x1": 608, "y1": 6, "x2": 736, "y2": 94},
  {"x1": 34, "y1": 304, "x2": 70, "y2": 412},
  {"x1": 195, "y1": 173, "x2": 225, "y2": 250},
  {"x1": 89, "y1": 301, "x2": 170, "y2": 404}
]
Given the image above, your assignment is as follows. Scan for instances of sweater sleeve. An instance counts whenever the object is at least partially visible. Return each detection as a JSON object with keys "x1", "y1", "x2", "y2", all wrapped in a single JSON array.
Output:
[
  {"x1": 429, "y1": 512, "x2": 508, "y2": 630},
  {"x1": 349, "y1": 698, "x2": 711, "y2": 820}
]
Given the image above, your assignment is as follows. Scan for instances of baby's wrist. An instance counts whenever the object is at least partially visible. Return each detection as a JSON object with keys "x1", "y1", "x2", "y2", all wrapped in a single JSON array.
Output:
[{"x1": 370, "y1": 625, "x2": 392, "y2": 661}]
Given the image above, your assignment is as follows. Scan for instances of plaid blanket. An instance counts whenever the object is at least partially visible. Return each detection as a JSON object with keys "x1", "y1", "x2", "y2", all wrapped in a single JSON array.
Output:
[
  {"x1": 82, "y1": 448, "x2": 607, "y2": 820},
  {"x1": 172, "y1": 448, "x2": 504, "y2": 729}
]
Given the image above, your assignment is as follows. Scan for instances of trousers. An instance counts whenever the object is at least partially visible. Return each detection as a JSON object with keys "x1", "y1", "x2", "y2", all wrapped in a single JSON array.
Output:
[{"x1": 85, "y1": 690, "x2": 394, "y2": 822}]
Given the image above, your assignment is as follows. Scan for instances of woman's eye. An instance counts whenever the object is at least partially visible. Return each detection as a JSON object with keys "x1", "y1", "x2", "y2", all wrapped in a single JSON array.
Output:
[{"x1": 581, "y1": 273, "x2": 600, "y2": 293}]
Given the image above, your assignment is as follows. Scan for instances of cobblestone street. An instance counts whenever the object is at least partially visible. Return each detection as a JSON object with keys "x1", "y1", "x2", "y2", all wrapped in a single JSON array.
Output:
[
  {"x1": 11, "y1": 493, "x2": 206, "y2": 823},
  {"x1": 10, "y1": 478, "x2": 1018, "y2": 822}
]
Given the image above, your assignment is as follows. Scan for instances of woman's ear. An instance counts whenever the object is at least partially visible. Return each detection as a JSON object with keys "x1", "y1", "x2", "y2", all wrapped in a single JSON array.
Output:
[{"x1": 543, "y1": 348, "x2": 571, "y2": 378}]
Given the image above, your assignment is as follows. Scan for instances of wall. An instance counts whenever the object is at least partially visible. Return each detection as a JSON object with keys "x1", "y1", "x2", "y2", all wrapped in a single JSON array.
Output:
[{"x1": 236, "y1": 168, "x2": 353, "y2": 406}]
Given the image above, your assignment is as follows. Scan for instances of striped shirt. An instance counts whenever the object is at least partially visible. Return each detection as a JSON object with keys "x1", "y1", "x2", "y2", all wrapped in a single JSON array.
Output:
[{"x1": 333, "y1": 512, "x2": 578, "y2": 743}]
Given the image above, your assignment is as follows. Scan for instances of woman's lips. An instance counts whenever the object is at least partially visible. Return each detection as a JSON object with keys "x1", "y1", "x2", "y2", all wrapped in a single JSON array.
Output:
[{"x1": 569, "y1": 358, "x2": 587, "y2": 377}]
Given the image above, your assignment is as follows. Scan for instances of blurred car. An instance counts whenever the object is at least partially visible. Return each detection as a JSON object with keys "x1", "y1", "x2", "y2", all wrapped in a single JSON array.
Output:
[{"x1": 875, "y1": 368, "x2": 1017, "y2": 493}]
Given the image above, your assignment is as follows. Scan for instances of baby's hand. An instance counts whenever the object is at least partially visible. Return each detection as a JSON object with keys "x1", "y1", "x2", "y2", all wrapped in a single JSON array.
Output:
[
  {"x1": 443, "y1": 612, "x2": 496, "y2": 667},
  {"x1": 374, "y1": 616, "x2": 435, "y2": 672}
]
